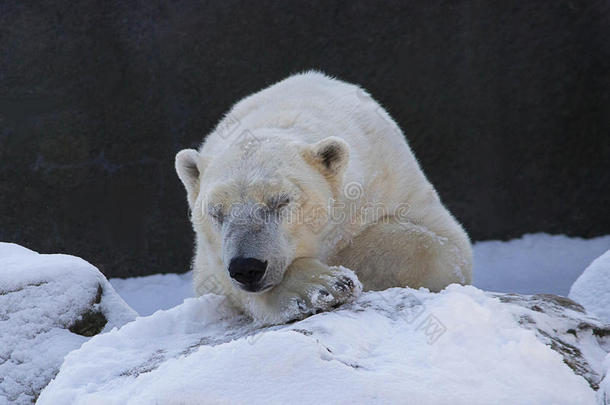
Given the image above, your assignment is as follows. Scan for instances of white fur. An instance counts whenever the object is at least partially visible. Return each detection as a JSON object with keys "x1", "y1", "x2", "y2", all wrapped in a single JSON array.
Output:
[{"x1": 176, "y1": 71, "x2": 473, "y2": 325}]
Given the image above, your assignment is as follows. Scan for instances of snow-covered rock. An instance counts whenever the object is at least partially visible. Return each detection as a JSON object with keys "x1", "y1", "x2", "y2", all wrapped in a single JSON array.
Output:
[
  {"x1": 491, "y1": 293, "x2": 609, "y2": 391},
  {"x1": 0, "y1": 243, "x2": 137, "y2": 404},
  {"x1": 570, "y1": 250, "x2": 610, "y2": 324},
  {"x1": 39, "y1": 285, "x2": 608, "y2": 405},
  {"x1": 568, "y1": 249, "x2": 610, "y2": 405}
]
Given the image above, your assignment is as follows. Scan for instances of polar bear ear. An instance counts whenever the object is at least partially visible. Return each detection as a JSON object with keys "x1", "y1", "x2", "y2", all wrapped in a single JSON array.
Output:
[
  {"x1": 175, "y1": 149, "x2": 206, "y2": 208},
  {"x1": 304, "y1": 136, "x2": 350, "y2": 178}
]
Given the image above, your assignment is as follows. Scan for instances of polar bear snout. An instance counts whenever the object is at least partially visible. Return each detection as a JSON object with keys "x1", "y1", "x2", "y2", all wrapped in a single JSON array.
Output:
[
  {"x1": 228, "y1": 257, "x2": 268, "y2": 291},
  {"x1": 218, "y1": 199, "x2": 294, "y2": 294}
]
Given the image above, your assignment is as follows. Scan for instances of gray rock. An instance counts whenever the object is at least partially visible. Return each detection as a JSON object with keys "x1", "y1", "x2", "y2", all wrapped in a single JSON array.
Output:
[{"x1": 493, "y1": 293, "x2": 609, "y2": 390}]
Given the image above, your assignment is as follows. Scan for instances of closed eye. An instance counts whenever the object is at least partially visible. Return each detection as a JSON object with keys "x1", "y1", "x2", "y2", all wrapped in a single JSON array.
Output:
[
  {"x1": 269, "y1": 194, "x2": 290, "y2": 210},
  {"x1": 207, "y1": 204, "x2": 225, "y2": 224}
]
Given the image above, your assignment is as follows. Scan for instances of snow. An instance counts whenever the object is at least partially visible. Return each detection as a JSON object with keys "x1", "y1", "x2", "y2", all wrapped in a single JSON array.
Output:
[
  {"x1": 38, "y1": 286, "x2": 599, "y2": 404},
  {"x1": 569, "y1": 250, "x2": 610, "y2": 324},
  {"x1": 110, "y1": 272, "x2": 193, "y2": 316},
  {"x1": 0, "y1": 243, "x2": 136, "y2": 404},
  {"x1": 3, "y1": 233, "x2": 610, "y2": 404},
  {"x1": 474, "y1": 233, "x2": 610, "y2": 295}
]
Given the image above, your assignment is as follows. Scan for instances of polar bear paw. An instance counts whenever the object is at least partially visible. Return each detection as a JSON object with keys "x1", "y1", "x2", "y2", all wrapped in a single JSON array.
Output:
[
  {"x1": 278, "y1": 259, "x2": 362, "y2": 320},
  {"x1": 247, "y1": 259, "x2": 362, "y2": 325},
  {"x1": 295, "y1": 266, "x2": 361, "y2": 314}
]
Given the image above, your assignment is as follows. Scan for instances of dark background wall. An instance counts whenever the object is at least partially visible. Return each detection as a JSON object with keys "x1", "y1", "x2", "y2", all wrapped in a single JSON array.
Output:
[{"x1": 1, "y1": 1, "x2": 609, "y2": 278}]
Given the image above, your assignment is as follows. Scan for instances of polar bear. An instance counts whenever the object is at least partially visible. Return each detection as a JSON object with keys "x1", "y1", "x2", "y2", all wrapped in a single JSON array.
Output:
[{"x1": 175, "y1": 71, "x2": 472, "y2": 325}]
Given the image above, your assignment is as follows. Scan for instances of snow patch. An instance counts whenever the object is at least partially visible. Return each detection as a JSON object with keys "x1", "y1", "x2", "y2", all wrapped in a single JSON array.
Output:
[
  {"x1": 569, "y1": 250, "x2": 610, "y2": 324},
  {"x1": 110, "y1": 272, "x2": 193, "y2": 316},
  {"x1": 39, "y1": 286, "x2": 601, "y2": 404},
  {"x1": 0, "y1": 243, "x2": 136, "y2": 404},
  {"x1": 474, "y1": 233, "x2": 610, "y2": 295}
]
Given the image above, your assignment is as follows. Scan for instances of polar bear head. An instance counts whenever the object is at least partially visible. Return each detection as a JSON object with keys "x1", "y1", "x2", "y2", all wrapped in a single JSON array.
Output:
[{"x1": 175, "y1": 134, "x2": 349, "y2": 293}]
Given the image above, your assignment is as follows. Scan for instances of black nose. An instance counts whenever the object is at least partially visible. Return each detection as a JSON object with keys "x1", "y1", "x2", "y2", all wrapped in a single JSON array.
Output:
[{"x1": 228, "y1": 257, "x2": 267, "y2": 286}]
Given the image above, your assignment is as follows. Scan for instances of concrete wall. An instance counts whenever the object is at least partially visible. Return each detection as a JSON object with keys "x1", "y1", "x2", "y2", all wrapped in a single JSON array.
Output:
[{"x1": 1, "y1": 1, "x2": 608, "y2": 277}]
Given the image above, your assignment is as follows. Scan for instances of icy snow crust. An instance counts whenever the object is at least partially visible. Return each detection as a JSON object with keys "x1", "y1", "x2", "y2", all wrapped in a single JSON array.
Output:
[
  {"x1": 0, "y1": 243, "x2": 136, "y2": 404},
  {"x1": 39, "y1": 286, "x2": 600, "y2": 405}
]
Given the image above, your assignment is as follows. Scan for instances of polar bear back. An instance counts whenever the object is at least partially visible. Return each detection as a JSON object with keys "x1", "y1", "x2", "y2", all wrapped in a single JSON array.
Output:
[{"x1": 203, "y1": 71, "x2": 433, "y2": 218}]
